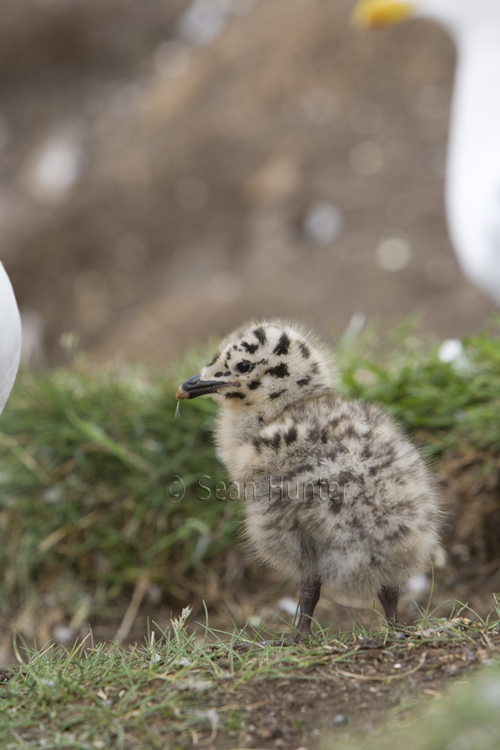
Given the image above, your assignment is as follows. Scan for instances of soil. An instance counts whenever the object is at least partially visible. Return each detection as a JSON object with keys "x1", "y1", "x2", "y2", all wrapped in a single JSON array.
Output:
[
  {"x1": 213, "y1": 625, "x2": 498, "y2": 749},
  {"x1": 2, "y1": 616, "x2": 499, "y2": 748}
]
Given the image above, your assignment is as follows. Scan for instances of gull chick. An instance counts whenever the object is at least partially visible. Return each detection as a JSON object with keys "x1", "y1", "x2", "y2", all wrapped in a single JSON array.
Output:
[{"x1": 177, "y1": 320, "x2": 441, "y2": 638}]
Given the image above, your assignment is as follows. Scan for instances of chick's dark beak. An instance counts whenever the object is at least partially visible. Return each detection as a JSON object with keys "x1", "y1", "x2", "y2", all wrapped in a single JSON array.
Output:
[{"x1": 176, "y1": 373, "x2": 239, "y2": 400}]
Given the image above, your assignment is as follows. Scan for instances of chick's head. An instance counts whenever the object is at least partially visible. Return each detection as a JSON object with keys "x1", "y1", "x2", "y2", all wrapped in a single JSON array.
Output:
[{"x1": 177, "y1": 320, "x2": 336, "y2": 414}]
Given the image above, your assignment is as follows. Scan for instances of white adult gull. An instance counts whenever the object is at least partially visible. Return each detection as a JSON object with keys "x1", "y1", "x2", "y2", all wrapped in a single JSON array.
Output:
[
  {"x1": 0, "y1": 263, "x2": 22, "y2": 415},
  {"x1": 354, "y1": 0, "x2": 500, "y2": 306}
]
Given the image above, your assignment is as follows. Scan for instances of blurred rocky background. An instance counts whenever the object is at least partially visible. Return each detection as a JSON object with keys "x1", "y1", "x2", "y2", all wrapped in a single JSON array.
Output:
[{"x1": 0, "y1": 0, "x2": 494, "y2": 367}]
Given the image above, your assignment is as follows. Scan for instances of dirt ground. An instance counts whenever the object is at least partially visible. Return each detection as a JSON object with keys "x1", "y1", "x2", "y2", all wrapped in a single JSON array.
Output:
[
  {"x1": 216, "y1": 626, "x2": 499, "y2": 749},
  {"x1": 1, "y1": 0, "x2": 495, "y2": 369},
  {"x1": 2, "y1": 612, "x2": 498, "y2": 748}
]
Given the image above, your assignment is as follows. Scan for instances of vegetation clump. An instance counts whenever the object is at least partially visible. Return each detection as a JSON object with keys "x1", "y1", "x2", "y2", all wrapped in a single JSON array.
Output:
[{"x1": 0, "y1": 324, "x2": 499, "y2": 617}]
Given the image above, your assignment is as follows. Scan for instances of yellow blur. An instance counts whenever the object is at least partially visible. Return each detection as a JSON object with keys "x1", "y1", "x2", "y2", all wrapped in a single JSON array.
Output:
[{"x1": 352, "y1": 0, "x2": 414, "y2": 28}]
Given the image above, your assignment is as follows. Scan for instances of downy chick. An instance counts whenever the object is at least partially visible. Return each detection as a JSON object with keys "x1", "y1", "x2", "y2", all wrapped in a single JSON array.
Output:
[{"x1": 177, "y1": 320, "x2": 441, "y2": 638}]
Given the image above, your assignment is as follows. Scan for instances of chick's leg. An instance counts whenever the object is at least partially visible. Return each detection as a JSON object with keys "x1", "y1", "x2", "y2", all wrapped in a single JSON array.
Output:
[
  {"x1": 377, "y1": 585, "x2": 399, "y2": 624},
  {"x1": 295, "y1": 577, "x2": 322, "y2": 637},
  {"x1": 237, "y1": 577, "x2": 322, "y2": 650}
]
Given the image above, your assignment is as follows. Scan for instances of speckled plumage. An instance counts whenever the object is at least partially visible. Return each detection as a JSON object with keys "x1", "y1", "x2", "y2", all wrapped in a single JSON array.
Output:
[{"x1": 177, "y1": 320, "x2": 442, "y2": 635}]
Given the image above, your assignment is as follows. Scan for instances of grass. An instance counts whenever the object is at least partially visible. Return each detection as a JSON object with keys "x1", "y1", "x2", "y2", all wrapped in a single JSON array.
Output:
[
  {"x1": 1, "y1": 603, "x2": 499, "y2": 748},
  {"x1": 338, "y1": 318, "x2": 500, "y2": 454},
  {"x1": 2, "y1": 607, "x2": 233, "y2": 749},
  {"x1": 1, "y1": 321, "x2": 500, "y2": 622},
  {"x1": 0, "y1": 357, "x2": 230, "y2": 618}
]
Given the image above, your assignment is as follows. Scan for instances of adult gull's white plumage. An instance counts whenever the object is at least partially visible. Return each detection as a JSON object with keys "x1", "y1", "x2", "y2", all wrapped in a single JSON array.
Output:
[
  {"x1": 354, "y1": 0, "x2": 500, "y2": 306},
  {"x1": 0, "y1": 263, "x2": 22, "y2": 415}
]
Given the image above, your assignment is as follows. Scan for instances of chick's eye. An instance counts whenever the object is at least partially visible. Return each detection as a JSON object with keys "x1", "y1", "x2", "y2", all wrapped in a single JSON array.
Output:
[{"x1": 236, "y1": 360, "x2": 254, "y2": 374}]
